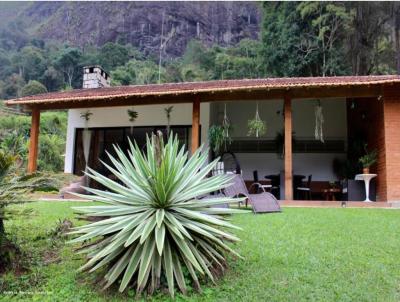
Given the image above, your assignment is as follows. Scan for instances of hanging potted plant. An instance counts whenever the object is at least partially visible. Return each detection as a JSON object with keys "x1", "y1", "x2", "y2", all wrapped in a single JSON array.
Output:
[
  {"x1": 359, "y1": 145, "x2": 377, "y2": 174},
  {"x1": 127, "y1": 108, "x2": 138, "y2": 135},
  {"x1": 247, "y1": 102, "x2": 266, "y2": 137},
  {"x1": 314, "y1": 100, "x2": 325, "y2": 143},
  {"x1": 221, "y1": 103, "x2": 233, "y2": 149}
]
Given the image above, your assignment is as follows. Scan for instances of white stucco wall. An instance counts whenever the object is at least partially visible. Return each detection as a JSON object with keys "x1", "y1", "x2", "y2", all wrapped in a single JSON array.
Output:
[
  {"x1": 210, "y1": 98, "x2": 347, "y2": 181},
  {"x1": 64, "y1": 103, "x2": 210, "y2": 173}
]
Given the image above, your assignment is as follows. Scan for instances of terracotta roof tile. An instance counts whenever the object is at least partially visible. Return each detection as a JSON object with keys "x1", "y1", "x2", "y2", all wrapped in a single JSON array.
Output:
[{"x1": 6, "y1": 75, "x2": 400, "y2": 106}]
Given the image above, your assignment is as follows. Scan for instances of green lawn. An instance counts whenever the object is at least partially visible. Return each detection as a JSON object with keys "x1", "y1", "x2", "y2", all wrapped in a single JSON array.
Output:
[{"x1": 1, "y1": 201, "x2": 400, "y2": 302}]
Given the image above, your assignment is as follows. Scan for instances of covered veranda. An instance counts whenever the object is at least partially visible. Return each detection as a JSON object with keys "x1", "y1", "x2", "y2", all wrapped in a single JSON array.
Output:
[{"x1": 6, "y1": 76, "x2": 400, "y2": 204}]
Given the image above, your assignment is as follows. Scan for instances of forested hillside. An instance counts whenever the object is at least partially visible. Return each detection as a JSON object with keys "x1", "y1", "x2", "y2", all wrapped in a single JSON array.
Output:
[{"x1": 0, "y1": 2, "x2": 400, "y2": 102}]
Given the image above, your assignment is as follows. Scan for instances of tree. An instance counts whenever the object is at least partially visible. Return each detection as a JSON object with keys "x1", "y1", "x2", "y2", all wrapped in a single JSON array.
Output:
[
  {"x1": 111, "y1": 59, "x2": 166, "y2": 85},
  {"x1": 41, "y1": 66, "x2": 63, "y2": 92},
  {"x1": 0, "y1": 50, "x2": 12, "y2": 79},
  {"x1": 181, "y1": 40, "x2": 214, "y2": 69},
  {"x1": 0, "y1": 20, "x2": 29, "y2": 51},
  {"x1": 53, "y1": 47, "x2": 82, "y2": 88},
  {"x1": 12, "y1": 46, "x2": 47, "y2": 81},
  {"x1": 212, "y1": 40, "x2": 262, "y2": 80},
  {"x1": 111, "y1": 67, "x2": 133, "y2": 85},
  {"x1": 297, "y1": 2, "x2": 352, "y2": 76},
  {"x1": 348, "y1": 2, "x2": 392, "y2": 75},
  {"x1": 98, "y1": 42, "x2": 130, "y2": 71},
  {"x1": 21, "y1": 80, "x2": 48, "y2": 97},
  {"x1": 261, "y1": 2, "x2": 313, "y2": 77},
  {"x1": 179, "y1": 64, "x2": 210, "y2": 82},
  {"x1": 0, "y1": 73, "x2": 25, "y2": 99}
]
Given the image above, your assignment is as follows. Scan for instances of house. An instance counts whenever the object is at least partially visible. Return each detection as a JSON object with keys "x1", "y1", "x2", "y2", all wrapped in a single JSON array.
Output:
[{"x1": 6, "y1": 66, "x2": 400, "y2": 204}]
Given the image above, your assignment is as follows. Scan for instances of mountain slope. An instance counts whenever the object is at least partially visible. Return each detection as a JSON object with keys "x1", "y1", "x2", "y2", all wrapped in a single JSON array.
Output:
[{"x1": 2, "y1": 1, "x2": 261, "y2": 58}]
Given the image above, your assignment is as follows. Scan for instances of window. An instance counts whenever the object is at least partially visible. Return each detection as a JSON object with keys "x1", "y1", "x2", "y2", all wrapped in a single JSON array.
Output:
[{"x1": 73, "y1": 126, "x2": 193, "y2": 176}]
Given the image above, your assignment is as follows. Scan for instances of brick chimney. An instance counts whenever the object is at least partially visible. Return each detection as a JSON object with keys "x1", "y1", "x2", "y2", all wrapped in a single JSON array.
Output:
[{"x1": 82, "y1": 65, "x2": 110, "y2": 88}]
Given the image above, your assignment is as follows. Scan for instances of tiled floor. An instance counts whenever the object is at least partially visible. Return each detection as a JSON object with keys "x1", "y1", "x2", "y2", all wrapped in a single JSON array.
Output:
[{"x1": 280, "y1": 200, "x2": 393, "y2": 208}]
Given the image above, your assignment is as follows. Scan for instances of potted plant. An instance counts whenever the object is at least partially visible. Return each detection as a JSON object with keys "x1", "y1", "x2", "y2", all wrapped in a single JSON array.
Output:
[
  {"x1": 247, "y1": 103, "x2": 266, "y2": 138},
  {"x1": 247, "y1": 118, "x2": 267, "y2": 137},
  {"x1": 359, "y1": 145, "x2": 377, "y2": 174},
  {"x1": 208, "y1": 125, "x2": 225, "y2": 156},
  {"x1": 127, "y1": 108, "x2": 138, "y2": 135}
]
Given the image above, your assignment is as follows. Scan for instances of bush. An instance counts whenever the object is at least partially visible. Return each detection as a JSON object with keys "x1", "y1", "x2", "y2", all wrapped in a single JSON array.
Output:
[
  {"x1": 70, "y1": 134, "x2": 244, "y2": 297},
  {"x1": 21, "y1": 80, "x2": 47, "y2": 97},
  {"x1": 0, "y1": 111, "x2": 67, "y2": 172},
  {"x1": 38, "y1": 134, "x2": 65, "y2": 172}
]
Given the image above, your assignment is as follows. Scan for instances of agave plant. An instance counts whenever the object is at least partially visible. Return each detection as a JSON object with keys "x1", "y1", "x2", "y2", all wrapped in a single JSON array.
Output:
[{"x1": 69, "y1": 133, "x2": 244, "y2": 297}]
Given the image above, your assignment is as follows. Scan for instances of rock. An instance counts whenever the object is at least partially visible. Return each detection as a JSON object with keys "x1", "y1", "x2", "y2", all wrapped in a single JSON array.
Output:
[{"x1": 18, "y1": 2, "x2": 260, "y2": 58}]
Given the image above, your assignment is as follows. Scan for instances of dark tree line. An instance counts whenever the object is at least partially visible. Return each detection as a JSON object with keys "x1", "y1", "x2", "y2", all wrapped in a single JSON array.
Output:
[{"x1": 261, "y1": 2, "x2": 400, "y2": 77}]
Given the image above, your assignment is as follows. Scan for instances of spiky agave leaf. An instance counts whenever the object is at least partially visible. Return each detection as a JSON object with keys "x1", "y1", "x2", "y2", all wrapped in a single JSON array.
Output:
[{"x1": 69, "y1": 133, "x2": 245, "y2": 297}]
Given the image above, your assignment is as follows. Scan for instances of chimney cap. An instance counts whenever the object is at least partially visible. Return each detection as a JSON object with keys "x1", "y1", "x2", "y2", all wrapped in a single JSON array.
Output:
[
  {"x1": 82, "y1": 65, "x2": 111, "y2": 88},
  {"x1": 83, "y1": 65, "x2": 110, "y2": 77}
]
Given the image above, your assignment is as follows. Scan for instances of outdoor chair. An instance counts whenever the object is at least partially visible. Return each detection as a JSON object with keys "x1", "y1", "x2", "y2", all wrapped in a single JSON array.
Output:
[
  {"x1": 224, "y1": 174, "x2": 281, "y2": 214},
  {"x1": 265, "y1": 174, "x2": 281, "y2": 199},
  {"x1": 296, "y1": 174, "x2": 312, "y2": 200},
  {"x1": 252, "y1": 170, "x2": 272, "y2": 193}
]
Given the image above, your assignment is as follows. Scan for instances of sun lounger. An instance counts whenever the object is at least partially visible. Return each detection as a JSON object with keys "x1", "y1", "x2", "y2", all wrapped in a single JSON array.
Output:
[{"x1": 224, "y1": 174, "x2": 281, "y2": 214}]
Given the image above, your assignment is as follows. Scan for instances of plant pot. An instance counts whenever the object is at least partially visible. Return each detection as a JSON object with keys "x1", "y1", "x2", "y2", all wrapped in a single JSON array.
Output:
[{"x1": 362, "y1": 167, "x2": 370, "y2": 174}]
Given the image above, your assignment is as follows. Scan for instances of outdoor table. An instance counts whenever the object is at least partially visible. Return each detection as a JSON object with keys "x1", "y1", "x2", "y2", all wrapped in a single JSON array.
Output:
[
  {"x1": 355, "y1": 174, "x2": 377, "y2": 202},
  {"x1": 265, "y1": 174, "x2": 280, "y2": 183},
  {"x1": 322, "y1": 188, "x2": 341, "y2": 201}
]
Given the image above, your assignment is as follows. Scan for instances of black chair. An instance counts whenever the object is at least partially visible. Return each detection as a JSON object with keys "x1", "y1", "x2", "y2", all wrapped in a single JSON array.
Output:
[
  {"x1": 265, "y1": 174, "x2": 281, "y2": 199},
  {"x1": 252, "y1": 170, "x2": 272, "y2": 193},
  {"x1": 296, "y1": 175, "x2": 312, "y2": 200}
]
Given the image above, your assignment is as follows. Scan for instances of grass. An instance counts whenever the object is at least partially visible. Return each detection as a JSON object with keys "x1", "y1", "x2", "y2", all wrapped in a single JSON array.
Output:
[{"x1": 1, "y1": 201, "x2": 400, "y2": 301}]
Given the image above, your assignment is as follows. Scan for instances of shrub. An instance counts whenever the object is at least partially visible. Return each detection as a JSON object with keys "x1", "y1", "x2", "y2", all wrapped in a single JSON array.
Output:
[
  {"x1": 38, "y1": 134, "x2": 65, "y2": 172},
  {"x1": 0, "y1": 112, "x2": 67, "y2": 172},
  {"x1": 21, "y1": 80, "x2": 47, "y2": 97},
  {"x1": 70, "y1": 133, "x2": 244, "y2": 297}
]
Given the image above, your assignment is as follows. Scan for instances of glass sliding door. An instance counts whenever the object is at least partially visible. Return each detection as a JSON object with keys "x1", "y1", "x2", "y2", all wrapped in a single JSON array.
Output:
[{"x1": 73, "y1": 126, "x2": 192, "y2": 178}]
